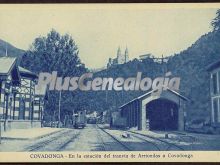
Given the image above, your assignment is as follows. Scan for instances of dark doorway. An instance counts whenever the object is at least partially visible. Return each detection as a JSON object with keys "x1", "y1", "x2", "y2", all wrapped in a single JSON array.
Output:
[
  {"x1": 19, "y1": 99, "x2": 25, "y2": 120},
  {"x1": 146, "y1": 99, "x2": 178, "y2": 131}
]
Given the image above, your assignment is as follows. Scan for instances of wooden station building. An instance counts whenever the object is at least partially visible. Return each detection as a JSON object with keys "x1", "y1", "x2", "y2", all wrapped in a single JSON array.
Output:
[{"x1": 0, "y1": 57, "x2": 47, "y2": 131}]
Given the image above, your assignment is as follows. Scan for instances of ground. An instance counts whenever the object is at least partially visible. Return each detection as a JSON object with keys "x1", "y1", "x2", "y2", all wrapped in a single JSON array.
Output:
[{"x1": 1, "y1": 124, "x2": 220, "y2": 151}]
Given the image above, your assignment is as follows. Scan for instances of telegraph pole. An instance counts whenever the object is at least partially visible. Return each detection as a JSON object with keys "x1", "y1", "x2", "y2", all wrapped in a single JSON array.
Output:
[
  {"x1": 5, "y1": 42, "x2": 8, "y2": 57},
  {"x1": 58, "y1": 91, "x2": 62, "y2": 128}
]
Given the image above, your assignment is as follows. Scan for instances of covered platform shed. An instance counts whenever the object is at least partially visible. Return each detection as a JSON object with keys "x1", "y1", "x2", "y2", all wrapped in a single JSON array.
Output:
[{"x1": 119, "y1": 89, "x2": 188, "y2": 131}]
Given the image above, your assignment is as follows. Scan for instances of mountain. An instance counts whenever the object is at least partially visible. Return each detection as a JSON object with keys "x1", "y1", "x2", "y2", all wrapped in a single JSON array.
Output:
[{"x1": 0, "y1": 39, "x2": 25, "y2": 63}]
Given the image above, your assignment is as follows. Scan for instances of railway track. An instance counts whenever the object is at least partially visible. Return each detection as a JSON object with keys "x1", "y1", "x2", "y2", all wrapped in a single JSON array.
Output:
[
  {"x1": 97, "y1": 125, "x2": 185, "y2": 151},
  {"x1": 23, "y1": 129, "x2": 69, "y2": 151},
  {"x1": 96, "y1": 125, "x2": 132, "y2": 151},
  {"x1": 56, "y1": 131, "x2": 81, "y2": 151},
  {"x1": 127, "y1": 130, "x2": 185, "y2": 151},
  {"x1": 24, "y1": 129, "x2": 80, "y2": 151},
  {"x1": 95, "y1": 125, "x2": 107, "y2": 151}
]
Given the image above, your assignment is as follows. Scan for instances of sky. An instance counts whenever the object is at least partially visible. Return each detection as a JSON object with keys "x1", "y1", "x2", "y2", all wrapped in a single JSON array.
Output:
[{"x1": 0, "y1": 4, "x2": 218, "y2": 69}]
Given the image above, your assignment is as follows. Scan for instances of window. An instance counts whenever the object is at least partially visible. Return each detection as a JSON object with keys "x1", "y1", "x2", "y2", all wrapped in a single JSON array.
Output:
[
  {"x1": 26, "y1": 103, "x2": 30, "y2": 108},
  {"x1": 25, "y1": 111, "x2": 29, "y2": 118},
  {"x1": 212, "y1": 73, "x2": 218, "y2": 95},
  {"x1": 15, "y1": 101, "x2": 19, "y2": 107},
  {"x1": 1, "y1": 94, "x2": 4, "y2": 102},
  {"x1": 33, "y1": 113, "x2": 39, "y2": 119},
  {"x1": 34, "y1": 106, "x2": 39, "y2": 111},
  {"x1": 0, "y1": 107, "x2": 3, "y2": 119},
  {"x1": 14, "y1": 111, "x2": 19, "y2": 117}
]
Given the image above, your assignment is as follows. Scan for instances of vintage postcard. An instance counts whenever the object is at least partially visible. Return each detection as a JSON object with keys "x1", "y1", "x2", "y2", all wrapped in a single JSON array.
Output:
[{"x1": 0, "y1": 3, "x2": 220, "y2": 163}]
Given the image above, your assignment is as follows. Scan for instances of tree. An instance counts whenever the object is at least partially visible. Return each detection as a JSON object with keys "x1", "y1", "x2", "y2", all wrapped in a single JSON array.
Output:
[
  {"x1": 212, "y1": 9, "x2": 220, "y2": 31},
  {"x1": 21, "y1": 29, "x2": 85, "y2": 76},
  {"x1": 21, "y1": 29, "x2": 87, "y2": 121}
]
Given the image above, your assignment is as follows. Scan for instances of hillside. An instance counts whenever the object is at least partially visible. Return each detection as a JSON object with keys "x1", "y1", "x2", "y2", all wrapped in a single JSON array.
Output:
[
  {"x1": 82, "y1": 57, "x2": 165, "y2": 114},
  {"x1": 0, "y1": 39, "x2": 25, "y2": 63},
  {"x1": 167, "y1": 31, "x2": 220, "y2": 122}
]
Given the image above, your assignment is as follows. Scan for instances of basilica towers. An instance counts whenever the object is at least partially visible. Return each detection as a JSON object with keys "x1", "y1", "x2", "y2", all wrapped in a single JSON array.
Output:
[{"x1": 107, "y1": 47, "x2": 129, "y2": 68}]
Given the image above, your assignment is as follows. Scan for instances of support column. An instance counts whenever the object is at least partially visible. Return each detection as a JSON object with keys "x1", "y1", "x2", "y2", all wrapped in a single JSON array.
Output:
[
  {"x1": 138, "y1": 101, "x2": 146, "y2": 130},
  {"x1": 13, "y1": 93, "x2": 16, "y2": 120},
  {"x1": 135, "y1": 101, "x2": 137, "y2": 127},
  {"x1": 178, "y1": 100, "x2": 184, "y2": 131},
  {"x1": 132, "y1": 105, "x2": 135, "y2": 127},
  {"x1": 131, "y1": 105, "x2": 134, "y2": 127},
  {"x1": 4, "y1": 94, "x2": 9, "y2": 131}
]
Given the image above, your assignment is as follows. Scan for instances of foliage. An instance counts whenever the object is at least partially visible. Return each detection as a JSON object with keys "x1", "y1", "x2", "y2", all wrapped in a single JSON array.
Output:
[
  {"x1": 212, "y1": 9, "x2": 220, "y2": 31},
  {"x1": 21, "y1": 29, "x2": 87, "y2": 121}
]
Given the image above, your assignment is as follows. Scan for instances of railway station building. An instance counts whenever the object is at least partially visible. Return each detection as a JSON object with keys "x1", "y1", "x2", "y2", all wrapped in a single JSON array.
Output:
[
  {"x1": 0, "y1": 56, "x2": 47, "y2": 131},
  {"x1": 13, "y1": 66, "x2": 39, "y2": 129},
  {"x1": 119, "y1": 89, "x2": 188, "y2": 131},
  {"x1": 207, "y1": 60, "x2": 220, "y2": 130},
  {"x1": 0, "y1": 57, "x2": 20, "y2": 131}
]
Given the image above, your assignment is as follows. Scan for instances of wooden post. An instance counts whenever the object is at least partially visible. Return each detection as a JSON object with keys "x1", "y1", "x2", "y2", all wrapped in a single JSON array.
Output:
[
  {"x1": 4, "y1": 94, "x2": 8, "y2": 131},
  {"x1": 13, "y1": 93, "x2": 16, "y2": 120}
]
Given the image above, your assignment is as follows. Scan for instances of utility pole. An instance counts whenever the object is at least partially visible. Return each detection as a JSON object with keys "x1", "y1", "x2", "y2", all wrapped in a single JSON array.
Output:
[
  {"x1": 0, "y1": 120, "x2": 1, "y2": 144},
  {"x1": 5, "y1": 43, "x2": 8, "y2": 57},
  {"x1": 58, "y1": 91, "x2": 62, "y2": 128}
]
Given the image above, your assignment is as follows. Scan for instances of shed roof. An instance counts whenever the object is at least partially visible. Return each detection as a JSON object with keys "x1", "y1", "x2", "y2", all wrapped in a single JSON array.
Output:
[
  {"x1": 119, "y1": 88, "x2": 188, "y2": 108},
  {"x1": 207, "y1": 60, "x2": 220, "y2": 72},
  {"x1": 18, "y1": 66, "x2": 38, "y2": 79},
  {"x1": 0, "y1": 57, "x2": 20, "y2": 85}
]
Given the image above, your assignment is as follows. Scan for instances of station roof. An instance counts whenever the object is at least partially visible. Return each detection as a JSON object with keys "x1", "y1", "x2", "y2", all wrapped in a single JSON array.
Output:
[
  {"x1": 206, "y1": 60, "x2": 220, "y2": 72},
  {"x1": 18, "y1": 66, "x2": 38, "y2": 79},
  {"x1": 0, "y1": 57, "x2": 20, "y2": 85},
  {"x1": 119, "y1": 88, "x2": 188, "y2": 108},
  {"x1": 0, "y1": 57, "x2": 16, "y2": 75}
]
